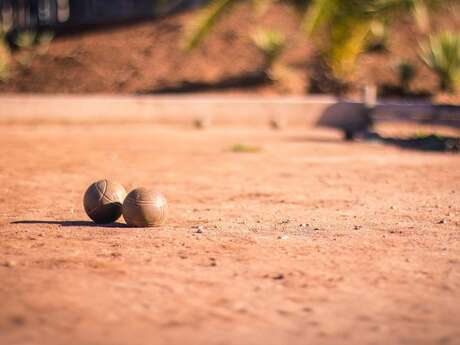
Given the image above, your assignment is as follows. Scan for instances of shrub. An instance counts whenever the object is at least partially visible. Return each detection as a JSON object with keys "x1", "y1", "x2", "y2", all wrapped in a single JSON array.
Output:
[
  {"x1": 396, "y1": 59, "x2": 416, "y2": 92},
  {"x1": 230, "y1": 144, "x2": 261, "y2": 153},
  {"x1": 251, "y1": 29, "x2": 286, "y2": 68},
  {"x1": 420, "y1": 31, "x2": 460, "y2": 93},
  {"x1": 0, "y1": 33, "x2": 10, "y2": 81},
  {"x1": 365, "y1": 20, "x2": 388, "y2": 52},
  {"x1": 185, "y1": 0, "x2": 449, "y2": 80}
]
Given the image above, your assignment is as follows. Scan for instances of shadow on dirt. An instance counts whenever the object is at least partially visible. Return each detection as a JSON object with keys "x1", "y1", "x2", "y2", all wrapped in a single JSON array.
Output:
[
  {"x1": 379, "y1": 84, "x2": 432, "y2": 99},
  {"x1": 285, "y1": 135, "x2": 341, "y2": 144},
  {"x1": 285, "y1": 133, "x2": 460, "y2": 153},
  {"x1": 142, "y1": 70, "x2": 270, "y2": 94},
  {"x1": 11, "y1": 220, "x2": 129, "y2": 228},
  {"x1": 364, "y1": 133, "x2": 460, "y2": 152}
]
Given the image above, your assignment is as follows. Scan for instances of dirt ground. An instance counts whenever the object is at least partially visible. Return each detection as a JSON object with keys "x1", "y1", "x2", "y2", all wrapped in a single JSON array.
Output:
[{"x1": 1, "y1": 120, "x2": 460, "y2": 345}]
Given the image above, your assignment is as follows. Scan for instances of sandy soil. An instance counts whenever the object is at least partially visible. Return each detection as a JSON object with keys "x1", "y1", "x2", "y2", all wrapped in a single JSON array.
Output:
[{"x1": 1, "y1": 121, "x2": 460, "y2": 345}]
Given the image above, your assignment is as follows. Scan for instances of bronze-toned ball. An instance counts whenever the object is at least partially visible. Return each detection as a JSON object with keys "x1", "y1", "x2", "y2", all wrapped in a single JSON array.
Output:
[
  {"x1": 83, "y1": 180, "x2": 127, "y2": 224},
  {"x1": 122, "y1": 188, "x2": 168, "y2": 227}
]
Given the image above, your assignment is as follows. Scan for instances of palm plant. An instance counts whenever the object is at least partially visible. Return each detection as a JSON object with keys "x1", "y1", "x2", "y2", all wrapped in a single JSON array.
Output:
[
  {"x1": 0, "y1": 32, "x2": 10, "y2": 81},
  {"x1": 13, "y1": 30, "x2": 55, "y2": 70},
  {"x1": 251, "y1": 29, "x2": 286, "y2": 68},
  {"x1": 366, "y1": 19, "x2": 389, "y2": 52},
  {"x1": 420, "y1": 32, "x2": 460, "y2": 93},
  {"x1": 184, "y1": 0, "x2": 446, "y2": 78},
  {"x1": 301, "y1": 0, "x2": 443, "y2": 76},
  {"x1": 183, "y1": 0, "x2": 239, "y2": 51},
  {"x1": 396, "y1": 59, "x2": 416, "y2": 93}
]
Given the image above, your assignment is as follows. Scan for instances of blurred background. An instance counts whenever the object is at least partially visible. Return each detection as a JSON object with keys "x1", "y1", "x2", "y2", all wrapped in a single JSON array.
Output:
[{"x1": 0, "y1": 0, "x2": 459, "y2": 102}]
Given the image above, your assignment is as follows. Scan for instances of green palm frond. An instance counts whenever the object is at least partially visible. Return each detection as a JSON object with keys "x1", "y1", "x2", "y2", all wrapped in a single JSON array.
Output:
[
  {"x1": 252, "y1": 0, "x2": 275, "y2": 16},
  {"x1": 0, "y1": 33, "x2": 10, "y2": 81},
  {"x1": 15, "y1": 30, "x2": 37, "y2": 49},
  {"x1": 328, "y1": 18, "x2": 371, "y2": 76},
  {"x1": 183, "y1": 0, "x2": 280, "y2": 51},
  {"x1": 373, "y1": 0, "x2": 442, "y2": 31},
  {"x1": 183, "y1": 0, "x2": 449, "y2": 79},
  {"x1": 412, "y1": 1, "x2": 430, "y2": 32},
  {"x1": 302, "y1": 0, "x2": 447, "y2": 77},
  {"x1": 183, "y1": 0, "x2": 240, "y2": 51},
  {"x1": 302, "y1": 0, "x2": 375, "y2": 76},
  {"x1": 301, "y1": 0, "x2": 339, "y2": 36},
  {"x1": 420, "y1": 31, "x2": 460, "y2": 92}
]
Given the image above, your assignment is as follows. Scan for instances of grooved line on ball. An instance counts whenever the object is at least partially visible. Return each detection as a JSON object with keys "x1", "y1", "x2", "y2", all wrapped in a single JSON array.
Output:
[
  {"x1": 100, "y1": 182, "x2": 123, "y2": 205},
  {"x1": 124, "y1": 196, "x2": 166, "y2": 226},
  {"x1": 89, "y1": 180, "x2": 108, "y2": 216},
  {"x1": 125, "y1": 199, "x2": 162, "y2": 205},
  {"x1": 160, "y1": 204, "x2": 166, "y2": 224},
  {"x1": 124, "y1": 195, "x2": 164, "y2": 205}
]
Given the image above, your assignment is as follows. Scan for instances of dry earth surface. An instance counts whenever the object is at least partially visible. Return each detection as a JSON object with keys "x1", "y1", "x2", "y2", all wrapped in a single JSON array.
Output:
[{"x1": 1, "y1": 119, "x2": 460, "y2": 345}]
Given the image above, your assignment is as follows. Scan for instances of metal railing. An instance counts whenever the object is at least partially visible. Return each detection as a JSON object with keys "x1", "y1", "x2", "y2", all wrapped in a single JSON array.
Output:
[{"x1": 0, "y1": 0, "x2": 204, "y2": 33}]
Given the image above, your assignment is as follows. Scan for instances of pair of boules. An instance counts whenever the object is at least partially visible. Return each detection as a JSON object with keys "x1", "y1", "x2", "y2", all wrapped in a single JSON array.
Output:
[{"x1": 83, "y1": 180, "x2": 167, "y2": 227}]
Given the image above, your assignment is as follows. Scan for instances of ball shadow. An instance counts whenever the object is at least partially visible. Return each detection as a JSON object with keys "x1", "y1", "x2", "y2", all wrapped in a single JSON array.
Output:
[
  {"x1": 11, "y1": 220, "x2": 129, "y2": 228},
  {"x1": 283, "y1": 135, "x2": 342, "y2": 144}
]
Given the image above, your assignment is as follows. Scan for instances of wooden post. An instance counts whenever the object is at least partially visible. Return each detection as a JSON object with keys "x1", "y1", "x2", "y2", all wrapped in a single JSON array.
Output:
[{"x1": 363, "y1": 84, "x2": 377, "y2": 109}]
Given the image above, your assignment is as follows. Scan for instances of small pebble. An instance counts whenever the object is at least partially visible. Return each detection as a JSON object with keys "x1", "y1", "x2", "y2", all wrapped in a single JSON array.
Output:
[
  {"x1": 233, "y1": 302, "x2": 247, "y2": 313},
  {"x1": 278, "y1": 235, "x2": 289, "y2": 240},
  {"x1": 193, "y1": 117, "x2": 211, "y2": 129},
  {"x1": 192, "y1": 224, "x2": 204, "y2": 231},
  {"x1": 272, "y1": 273, "x2": 284, "y2": 280},
  {"x1": 209, "y1": 258, "x2": 217, "y2": 266},
  {"x1": 1, "y1": 260, "x2": 16, "y2": 268},
  {"x1": 437, "y1": 219, "x2": 447, "y2": 224},
  {"x1": 269, "y1": 118, "x2": 285, "y2": 130},
  {"x1": 10, "y1": 315, "x2": 25, "y2": 326}
]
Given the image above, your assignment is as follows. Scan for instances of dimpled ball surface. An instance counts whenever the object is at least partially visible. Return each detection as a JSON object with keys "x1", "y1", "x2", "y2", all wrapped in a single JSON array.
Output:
[
  {"x1": 83, "y1": 180, "x2": 127, "y2": 224},
  {"x1": 122, "y1": 188, "x2": 168, "y2": 227}
]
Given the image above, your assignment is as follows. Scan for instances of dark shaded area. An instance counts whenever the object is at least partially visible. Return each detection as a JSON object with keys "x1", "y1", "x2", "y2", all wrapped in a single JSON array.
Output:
[
  {"x1": 2, "y1": 0, "x2": 203, "y2": 32},
  {"x1": 3, "y1": 0, "x2": 206, "y2": 46},
  {"x1": 31, "y1": 16, "x2": 171, "y2": 41},
  {"x1": 85, "y1": 202, "x2": 123, "y2": 225},
  {"x1": 364, "y1": 133, "x2": 460, "y2": 152},
  {"x1": 11, "y1": 220, "x2": 129, "y2": 228},
  {"x1": 316, "y1": 102, "x2": 373, "y2": 140},
  {"x1": 285, "y1": 132, "x2": 459, "y2": 153},
  {"x1": 284, "y1": 135, "x2": 341, "y2": 144},
  {"x1": 307, "y1": 57, "x2": 350, "y2": 95},
  {"x1": 379, "y1": 84, "x2": 432, "y2": 100},
  {"x1": 142, "y1": 70, "x2": 271, "y2": 94},
  {"x1": 365, "y1": 41, "x2": 389, "y2": 54}
]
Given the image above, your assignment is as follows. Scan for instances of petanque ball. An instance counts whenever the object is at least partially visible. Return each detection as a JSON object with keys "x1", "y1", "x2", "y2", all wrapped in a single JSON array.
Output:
[
  {"x1": 122, "y1": 188, "x2": 168, "y2": 227},
  {"x1": 83, "y1": 180, "x2": 127, "y2": 224}
]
